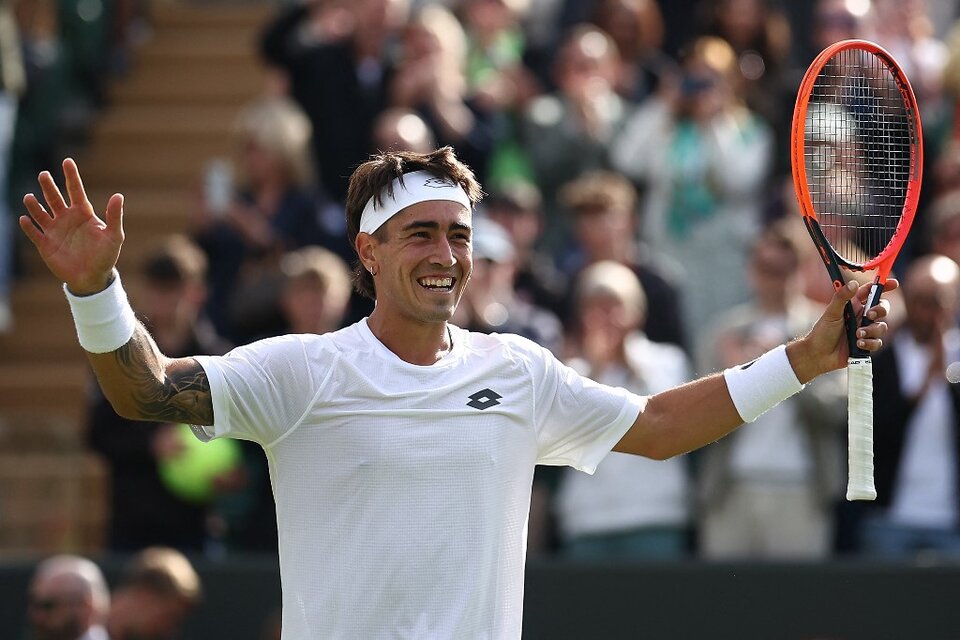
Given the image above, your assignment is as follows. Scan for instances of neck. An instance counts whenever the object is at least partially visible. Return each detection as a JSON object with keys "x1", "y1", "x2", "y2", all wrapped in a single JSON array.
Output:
[
  {"x1": 367, "y1": 311, "x2": 452, "y2": 365},
  {"x1": 757, "y1": 295, "x2": 788, "y2": 314}
]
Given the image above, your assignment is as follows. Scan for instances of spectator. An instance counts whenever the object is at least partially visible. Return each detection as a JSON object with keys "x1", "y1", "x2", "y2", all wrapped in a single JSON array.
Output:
[
  {"x1": 0, "y1": 0, "x2": 24, "y2": 333},
  {"x1": 698, "y1": 0, "x2": 795, "y2": 173},
  {"x1": 558, "y1": 170, "x2": 687, "y2": 351},
  {"x1": 590, "y1": 0, "x2": 677, "y2": 103},
  {"x1": 868, "y1": 0, "x2": 948, "y2": 115},
  {"x1": 260, "y1": 0, "x2": 410, "y2": 200},
  {"x1": 522, "y1": 24, "x2": 628, "y2": 251},
  {"x1": 372, "y1": 107, "x2": 437, "y2": 154},
  {"x1": 862, "y1": 254, "x2": 960, "y2": 559},
  {"x1": 25, "y1": 555, "x2": 110, "y2": 640},
  {"x1": 610, "y1": 35, "x2": 773, "y2": 355},
  {"x1": 279, "y1": 245, "x2": 353, "y2": 335},
  {"x1": 87, "y1": 235, "x2": 233, "y2": 553},
  {"x1": 452, "y1": 215, "x2": 563, "y2": 353},
  {"x1": 930, "y1": 190, "x2": 960, "y2": 265},
  {"x1": 193, "y1": 95, "x2": 337, "y2": 342},
  {"x1": 556, "y1": 260, "x2": 693, "y2": 559},
  {"x1": 697, "y1": 221, "x2": 845, "y2": 560},
  {"x1": 481, "y1": 180, "x2": 568, "y2": 318},
  {"x1": 808, "y1": 0, "x2": 867, "y2": 57},
  {"x1": 456, "y1": 0, "x2": 540, "y2": 187},
  {"x1": 107, "y1": 547, "x2": 202, "y2": 640},
  {"x1": 389, "y1": 3, "x2": 495, "y2": 178}
]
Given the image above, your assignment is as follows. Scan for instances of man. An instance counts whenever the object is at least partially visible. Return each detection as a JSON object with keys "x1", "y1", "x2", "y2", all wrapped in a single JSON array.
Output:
[
  {"x1": 559, "y1": 170, "x2": 687, "y2": 350},
  {"x1": 26, "y1": 555, "x2": 110, "y2": 640},
  {"x1": 20, "y1": 148, "x2": 892, "y2": 638},
  {"x1": 259, "y1": 0, "x2": 408, "y2": 200},
  {"x1": 864, "y1": 254, "x2": 960, "y2": 558},
  {"x1": 107, "y1": 547, "x2": 202, "y2": 640}
]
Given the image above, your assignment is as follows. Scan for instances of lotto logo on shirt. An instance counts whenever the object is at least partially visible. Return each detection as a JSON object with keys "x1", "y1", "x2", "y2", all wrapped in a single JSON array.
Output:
[{"x1": 466, "y1": 388, "x2": 502, "y2": 410}]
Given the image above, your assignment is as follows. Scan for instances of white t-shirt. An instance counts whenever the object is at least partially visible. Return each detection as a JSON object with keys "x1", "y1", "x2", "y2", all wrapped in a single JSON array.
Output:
[{"x1": 194, "y1": 319, "x2": 644, "y2": 639}]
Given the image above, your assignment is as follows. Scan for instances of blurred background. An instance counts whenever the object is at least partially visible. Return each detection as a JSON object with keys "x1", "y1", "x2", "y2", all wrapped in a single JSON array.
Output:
[{"x1": 3, "y1": 0, "x2": 960, "y2": 638}]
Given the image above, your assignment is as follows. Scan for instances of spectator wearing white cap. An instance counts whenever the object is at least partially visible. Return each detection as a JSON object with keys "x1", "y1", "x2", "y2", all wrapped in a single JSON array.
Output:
[{"x1": 452, "y1": 216, "x2": 563, "y2": 354}]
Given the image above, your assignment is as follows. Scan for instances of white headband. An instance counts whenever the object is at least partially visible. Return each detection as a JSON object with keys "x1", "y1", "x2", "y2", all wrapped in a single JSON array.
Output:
[{"x1": 359, "y1": 170, "x2": 472, "y2": 235}]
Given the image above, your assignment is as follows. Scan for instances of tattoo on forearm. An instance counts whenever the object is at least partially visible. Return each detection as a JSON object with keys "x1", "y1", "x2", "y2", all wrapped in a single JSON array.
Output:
[{"x1": 112, "y1": 326, "x2": 214, "y2": 425}]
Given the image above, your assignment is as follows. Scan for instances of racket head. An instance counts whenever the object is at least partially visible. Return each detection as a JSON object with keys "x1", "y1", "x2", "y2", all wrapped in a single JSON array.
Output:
[{"x1": 791, "y1": 39, "x2": 923, "y2": 285}]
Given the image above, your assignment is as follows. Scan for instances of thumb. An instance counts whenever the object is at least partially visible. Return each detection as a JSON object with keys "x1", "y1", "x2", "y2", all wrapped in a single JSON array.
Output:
[
  {"x1": 104, "y1": 193, "x2": 125, "y2": 242},
  {"x1": 825, "y1": 280, "x2": 859, "y2": 320}
]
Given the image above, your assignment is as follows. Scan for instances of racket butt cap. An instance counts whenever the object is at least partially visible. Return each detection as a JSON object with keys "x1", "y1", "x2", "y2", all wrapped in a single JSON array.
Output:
[{"x1": 846, "y1": 486, "x2": 877, "y2": 501}]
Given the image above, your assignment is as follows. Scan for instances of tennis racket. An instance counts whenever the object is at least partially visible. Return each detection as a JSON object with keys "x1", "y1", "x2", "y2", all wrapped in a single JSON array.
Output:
[{"x1": 791, "y1": 39, "x2": 922, "y2": 501}]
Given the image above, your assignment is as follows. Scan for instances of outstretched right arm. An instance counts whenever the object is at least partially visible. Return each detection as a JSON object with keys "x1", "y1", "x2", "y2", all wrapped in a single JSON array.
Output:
[
  {"x1": 19, "y1": 159, "x2": 214, "y2": 426},
  {"x1": 88, "y1": 326, "x2": 214, "y2": 425}
]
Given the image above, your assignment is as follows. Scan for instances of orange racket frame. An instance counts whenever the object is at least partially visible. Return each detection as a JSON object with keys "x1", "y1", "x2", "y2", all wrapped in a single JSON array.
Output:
[{"x1": 791, "y1": 38, "x2": 923, "y2": 293}]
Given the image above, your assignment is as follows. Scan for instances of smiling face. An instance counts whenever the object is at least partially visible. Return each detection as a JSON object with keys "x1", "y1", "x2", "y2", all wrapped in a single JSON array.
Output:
[{"x1": 360, "y1": 200, "x2": 473, "y2": 326}]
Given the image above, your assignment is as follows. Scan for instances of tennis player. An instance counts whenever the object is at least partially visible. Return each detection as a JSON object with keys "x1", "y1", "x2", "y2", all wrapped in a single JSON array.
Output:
[{"x1": 21, "y1": 147, "x2": 893, "y2": 638}]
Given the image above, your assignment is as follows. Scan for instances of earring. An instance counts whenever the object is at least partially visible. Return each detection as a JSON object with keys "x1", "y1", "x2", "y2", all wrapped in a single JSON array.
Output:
[{"x1": 368, "y1": 265, "x2": 378, "y2": 276}]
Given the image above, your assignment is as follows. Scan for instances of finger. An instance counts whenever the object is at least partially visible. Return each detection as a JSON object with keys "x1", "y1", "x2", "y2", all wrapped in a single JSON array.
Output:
[
  {"x1": 883, "y1": 278, "x2": 899, "y2": 293},
  {"x1": 18, "y1": 214, "x2": 45, "y2": 247},
  {"x1": 857, "y1": 321, "x2": 888, "y2": 340},
  {"x1": 856, "y1": 337, "x2": 884, "y2": 353},
  {"x1": 23, "y1": 193, "x2": 53, "y2": 229},
  {"x1": 37, "y1": 170, "x2": 67, "y2": 213},
  {"x1": 104, "y1": 193, "x2": 125, "y2": 243},
  {"x1": 826, "y1": 280, "x2": 860, "y2": 318},
  {"x1": 864, "y1": 298, "x2": 891, "y2": 322},
  {"x1": 62, "y1": 158, "x2": 89, "y2": 208}
]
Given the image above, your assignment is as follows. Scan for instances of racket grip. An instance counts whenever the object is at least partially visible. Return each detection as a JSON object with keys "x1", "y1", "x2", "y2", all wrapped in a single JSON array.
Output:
[{"x1": 846, "y1": 357, "x2": 877, "y2": 501}]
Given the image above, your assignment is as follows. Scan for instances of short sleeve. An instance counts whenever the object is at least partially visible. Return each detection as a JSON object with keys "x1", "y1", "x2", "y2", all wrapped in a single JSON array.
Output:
[
  {"x1": 192, "y1": 335, "x2": 324, "y2": 446},
  {"x1": 522, "y1": 340, "x2": 647, "y2": 473}
]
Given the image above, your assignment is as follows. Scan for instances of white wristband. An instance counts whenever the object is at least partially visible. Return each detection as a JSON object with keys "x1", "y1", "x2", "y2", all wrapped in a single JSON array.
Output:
[
  {"x1": 723, "y1": 344, "x2": 804, "y2": 423},
  {"x1": 64, "y1": 272, "x2": 137, "y2": 353}
]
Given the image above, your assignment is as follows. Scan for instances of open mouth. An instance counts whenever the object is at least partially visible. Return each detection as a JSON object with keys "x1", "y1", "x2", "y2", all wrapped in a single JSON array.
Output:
[{"x1": 417, "y1": 276, "x2": 455, "y2": 292}]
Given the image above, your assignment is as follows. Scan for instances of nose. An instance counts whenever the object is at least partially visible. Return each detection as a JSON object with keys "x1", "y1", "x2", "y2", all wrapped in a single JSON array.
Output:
[{"x1": 430, "y1": 236, "x2": 457, "y2": 268}]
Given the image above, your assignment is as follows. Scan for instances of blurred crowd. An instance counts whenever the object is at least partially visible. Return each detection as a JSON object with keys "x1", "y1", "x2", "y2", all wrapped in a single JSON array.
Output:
[{"x1": 13, "y1": 1, "x2": 960, "y2": 630}]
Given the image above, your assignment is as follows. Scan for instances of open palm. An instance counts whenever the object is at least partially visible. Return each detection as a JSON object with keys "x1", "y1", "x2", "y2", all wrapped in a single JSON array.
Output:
[{"x1": 19, "y1": 158, "x2": 125, "y2": 294}]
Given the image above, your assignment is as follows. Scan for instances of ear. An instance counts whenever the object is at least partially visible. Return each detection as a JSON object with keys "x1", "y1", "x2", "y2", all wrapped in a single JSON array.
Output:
[{"x1": 355, "y1": 232, "x2": 379, "y2": 275}]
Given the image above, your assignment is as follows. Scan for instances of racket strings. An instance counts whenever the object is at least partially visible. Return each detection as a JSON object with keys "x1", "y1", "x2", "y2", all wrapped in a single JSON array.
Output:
[{"x1": 804, "y1": 48, "x2": 913, "y2": 266}]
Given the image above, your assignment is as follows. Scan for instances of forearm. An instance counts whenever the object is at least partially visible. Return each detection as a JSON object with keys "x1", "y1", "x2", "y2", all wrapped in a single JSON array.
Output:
[
  {"x1": 87, "y1": 323, "x2": 213, "y2": 425},
  {"x1": 614, "y1": 373, "x2": 742, "y2": 459},
  {"x1": 616, "y1": 341, "x2": 815, "y2": 460}
]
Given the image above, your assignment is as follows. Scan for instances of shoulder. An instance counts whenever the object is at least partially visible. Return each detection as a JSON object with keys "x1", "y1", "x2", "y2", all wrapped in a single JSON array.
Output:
[
  {"x1": 228, "y1": 323, "x2": 366, "y2": 362},
  {"x1": 455, "y1": 326, "x2": 555, "y2": 367}
]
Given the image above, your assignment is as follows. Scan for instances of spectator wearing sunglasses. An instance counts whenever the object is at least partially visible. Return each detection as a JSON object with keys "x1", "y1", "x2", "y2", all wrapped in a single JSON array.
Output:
[{"x1": 25, "y1": 555, "x2": 109, "y2": 640}]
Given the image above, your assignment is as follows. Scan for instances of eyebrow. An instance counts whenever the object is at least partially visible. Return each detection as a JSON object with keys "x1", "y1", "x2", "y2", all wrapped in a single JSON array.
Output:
[{"x1": 401, "y1": 220, "x2": 472, "y2": 234}]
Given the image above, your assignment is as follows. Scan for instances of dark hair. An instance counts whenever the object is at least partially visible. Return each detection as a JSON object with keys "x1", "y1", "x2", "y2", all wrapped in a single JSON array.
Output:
[
  {"x1": 344, "y1": 147, "x2": 483, "y2": 300},
  {"x1": 141, "y1": 234, "x2": 207, "y2": 285}
]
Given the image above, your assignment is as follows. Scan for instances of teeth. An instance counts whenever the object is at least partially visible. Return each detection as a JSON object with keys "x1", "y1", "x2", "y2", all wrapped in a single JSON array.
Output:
[{"x1": 420, "y1": 277, "x2": 453, "y2": 288}]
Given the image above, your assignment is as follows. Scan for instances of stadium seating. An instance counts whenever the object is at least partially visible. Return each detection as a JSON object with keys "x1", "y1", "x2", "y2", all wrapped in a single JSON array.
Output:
[{"x1": 0, "y1": 0, "x2": 269, "y2": 555}]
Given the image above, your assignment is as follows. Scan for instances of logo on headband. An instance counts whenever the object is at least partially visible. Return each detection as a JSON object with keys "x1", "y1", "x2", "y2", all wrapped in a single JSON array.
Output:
[{"x1": 423, "y1": 176, "x2": 456, "y2": 189}]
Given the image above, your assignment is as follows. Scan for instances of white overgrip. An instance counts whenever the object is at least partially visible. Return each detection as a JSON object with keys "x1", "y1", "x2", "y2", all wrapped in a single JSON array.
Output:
[{"x1": 846, "y1": 357, "x2": 877, "y2": 501}]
